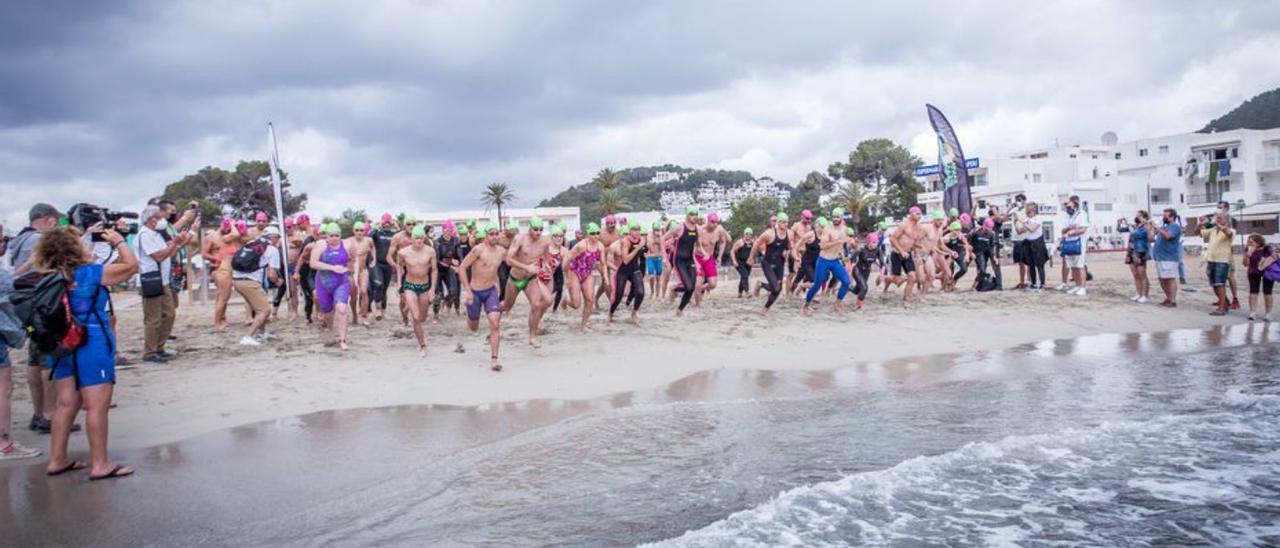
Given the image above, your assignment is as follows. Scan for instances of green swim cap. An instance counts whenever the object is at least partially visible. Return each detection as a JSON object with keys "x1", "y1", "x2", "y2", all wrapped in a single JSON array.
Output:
[
  {"x1": 816, "y1": 216, "x2": 829, "y2": 227},
  {"x1": 529, "y1": 216, "x2": 544, "y2": 230},
  {"x1": 931, "y1": 210, "x2": 945, "y2": 221},
  {"x1": 628, "y1": 221, "x2": 641, "y2": 231},
  {"x1": 411, "y1": 225, "x2": 426, "y2": 239},
  {"x1": 878, "y1": 221, "x2": 889, "y2": 231},
  {"x1": 485, "y1": 223, "x2": 499, "y2": 234},
  {"x1": 685, "y1": 205, "x2": 700, "y2": 216},
  {"x1": 586, "y1": 222, "x2": 601, "y2": 234},
  {"x1": 475, "y1": 228, "x2": 488, "y2": 240},
  {"x1": 949, "y1": 207, "x2": 960, "y2": 217},
  {"x1": 403, "y1": 214, "x2": 417, "y2": 224},
  {"x1": 744, "y1": 227, "x2": 754, "y2": 235},
  {"x1": 948, "y1": 221, "x2": 962, "y2": 231},
  {"x1": 652, "y1": 221, "x2": 662, "y2": 230},
  {"x1": 776, "y1": 212, "x2": 790, "y2": 222},
  {"x1": 549, "y1": 225, "x2": 564, "y2": 236},
  {"x1": 323, "y1": 223, "x2": 340, "y2": 235},
  {"x1": 466, "y1": 219, "x2": 475, "y2": 228},
  {"x1": 832, "y1": 207, "x2": 846, "y2": 218},
  {"x1": 353, "y1": 221, "x2": 366, "y2": 232},
  {"x1": 506, "y1": 220, "x2": 519, "y2": 231},
  {"x1": 846, "y1": 227, "x2": 855, "y2": 236},
  {"x1": 639, "y1": 225, "x2": 649, "y2": 235}
]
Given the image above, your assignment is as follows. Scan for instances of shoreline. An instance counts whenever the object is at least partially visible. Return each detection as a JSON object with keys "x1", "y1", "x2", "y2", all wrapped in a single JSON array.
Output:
[{"x1": 1, "y1": 254, "x2": 1266, "y2": 453}]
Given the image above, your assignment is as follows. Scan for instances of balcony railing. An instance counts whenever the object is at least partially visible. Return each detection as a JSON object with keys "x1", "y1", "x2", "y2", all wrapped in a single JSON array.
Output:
[
  {"x1": 1258, "y1": 152, "x2": 1280, "y2": 172},
  {"x1": 1260, "y1": 191, "x2": 1280, "y2": 203},
  {"x1": 1186, "y1": 192, "x2": 1224, "y2": 205}
]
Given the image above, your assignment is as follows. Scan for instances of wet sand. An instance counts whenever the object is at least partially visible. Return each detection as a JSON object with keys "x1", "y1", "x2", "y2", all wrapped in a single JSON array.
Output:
[{"x1": 1, "y1": 323, "x2": 1275, "y2": 547}]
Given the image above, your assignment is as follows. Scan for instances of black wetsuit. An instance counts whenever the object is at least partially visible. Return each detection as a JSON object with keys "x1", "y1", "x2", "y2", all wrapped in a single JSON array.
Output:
[
  {"x1": 762, "y1": 229, "x2": 790, "y2": 309},
  {"x1": 734, "y1": 241, "x2": 753, "y2": 296},
  {"x1": 434, "y1": 235, "x2": 461, "y2": 314},
  {"x1": 610, "y1": 237, "x2": 646, "y2": 314},
  {"x1": 370, "y1": 228, "x2": 396, "y2": 311},
  {"x1": 948, "y1": 235, "x2": 968, "y2": 283},
  {"x1": 852, "y1": 247, "x2": 876, "y2": 301},
  {"x1": 792, "y1": 225, "x2": 820, "y2": 292},
  {"x1": 673, "y1": 223, "x2": 699, "y2": 311},
  {"x1": 298, "y1": 235, "x2": 316, "y2": 322},
  {"x1": 970, "y1": 228, "x2": 1000, "y2": 288}
]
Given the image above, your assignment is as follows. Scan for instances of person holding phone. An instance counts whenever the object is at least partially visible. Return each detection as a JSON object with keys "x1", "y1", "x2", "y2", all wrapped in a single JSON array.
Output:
[
  {"x1": 1126, "y1": 210, "x2": 1152, "y2": 303},
  {"x1": 137, "y1": 204, "x2": 192, "y2": 363}
]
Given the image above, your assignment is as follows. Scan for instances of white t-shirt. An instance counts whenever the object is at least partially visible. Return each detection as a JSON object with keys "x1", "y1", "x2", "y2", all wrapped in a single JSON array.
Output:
[
  {"x1": 1022, "y1": 216, "x2": 1044, "y2": 240},
  {"x1": 233, "y1": 240, "x2": 281, "y2": 287},
  {"x1": 1010, "y1": 208, "x2": 1027, "y2": 242},
  {"x1": 1065, "y1": 211, "x2": 1088, "y2": 243},
  {"x1": 138, "y1": 226, "x2": 171, "y2": 286}
]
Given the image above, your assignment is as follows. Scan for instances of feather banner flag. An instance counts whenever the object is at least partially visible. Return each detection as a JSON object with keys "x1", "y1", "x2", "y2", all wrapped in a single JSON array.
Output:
[{"x1": 925, "y1": 104, "x2": 973, "y2": 215}]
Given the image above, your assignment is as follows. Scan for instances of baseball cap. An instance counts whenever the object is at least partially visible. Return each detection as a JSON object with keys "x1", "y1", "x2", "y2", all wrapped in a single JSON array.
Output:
[{"x1": 28, "y1": 203, "x2": 62, "y2": 221}]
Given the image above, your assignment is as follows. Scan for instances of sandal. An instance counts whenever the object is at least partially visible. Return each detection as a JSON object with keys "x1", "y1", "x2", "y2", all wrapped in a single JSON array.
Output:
[
  {"x1": 47, "y1": 460, "x2": 88, "y2": 476},
  {"x1": 89, "y1": 465, "x2": 135, "y2": 481}
]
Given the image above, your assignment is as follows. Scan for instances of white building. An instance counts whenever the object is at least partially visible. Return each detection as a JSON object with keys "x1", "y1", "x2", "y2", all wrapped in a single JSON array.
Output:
[
  {"x1": 916, "y1": 127, "x2": 1280, "y2": 246},
  {"x1": 411, "y1": 206, "x2": 581, "y2": 234},
  {"x1": 650, "y1": 171, "x2": 682, "y2": 184},
  {"x1": 660, "y1": 178, "x2": 791, "y2": 217}
]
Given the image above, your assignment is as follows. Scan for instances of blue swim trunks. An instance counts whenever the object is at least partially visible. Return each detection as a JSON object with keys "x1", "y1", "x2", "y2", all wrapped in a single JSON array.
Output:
[{"x1": 646, "y1": 256, "x2": 663, "y2": 276}]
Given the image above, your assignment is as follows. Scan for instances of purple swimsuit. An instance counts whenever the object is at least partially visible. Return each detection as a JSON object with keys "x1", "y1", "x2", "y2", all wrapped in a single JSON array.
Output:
[{"x1": 315, "y1": 243, "x2": 351, "y2": 313}]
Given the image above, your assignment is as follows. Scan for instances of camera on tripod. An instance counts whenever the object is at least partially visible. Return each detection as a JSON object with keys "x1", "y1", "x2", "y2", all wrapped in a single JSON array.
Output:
[{"x1": 67, "y1": 203, "x2": 140, "y2": 241}]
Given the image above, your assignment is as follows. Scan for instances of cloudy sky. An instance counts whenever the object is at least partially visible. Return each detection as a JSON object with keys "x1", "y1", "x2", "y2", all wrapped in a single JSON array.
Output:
[{"x1": 3, "y1": 0, "x2": 1278, "y2": 227}]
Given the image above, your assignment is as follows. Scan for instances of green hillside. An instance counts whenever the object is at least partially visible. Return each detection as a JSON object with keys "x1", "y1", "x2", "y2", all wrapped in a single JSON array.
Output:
[{"x1": 1200, "y1": 87, "x2": 1280, "y2": 132}]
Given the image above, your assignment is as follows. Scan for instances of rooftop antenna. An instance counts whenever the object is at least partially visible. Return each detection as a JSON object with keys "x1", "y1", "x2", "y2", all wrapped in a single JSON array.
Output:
[{"x1": 1101, "y1": 131, "x2": 1118, "y2": 146}]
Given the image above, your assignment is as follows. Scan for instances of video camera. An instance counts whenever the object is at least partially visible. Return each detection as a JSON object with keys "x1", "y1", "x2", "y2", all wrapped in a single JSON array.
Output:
[{"x1": 67, "y1": 203, "x2": 140, "y2": 241}]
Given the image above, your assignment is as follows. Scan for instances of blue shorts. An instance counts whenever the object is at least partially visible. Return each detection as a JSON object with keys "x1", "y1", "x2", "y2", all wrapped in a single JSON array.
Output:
[
  {"x1": 1207, "y1": 262, "x2": 1229, "y2": 287},
  {"x1": 47, "y1": 326, "x2": 116, "y2": 388},
  {"x1": 646, "y1": 256, "x2": 663, "y2": 276},
  {"x1": 467, "y1": 286, "x2": 502, "y2": 321}
]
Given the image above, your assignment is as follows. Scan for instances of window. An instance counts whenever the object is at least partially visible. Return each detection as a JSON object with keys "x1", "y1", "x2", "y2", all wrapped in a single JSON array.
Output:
[
  {"x1": 1030, "y1": 152, "x2": 1048, "y2": 159},
  {"x1": 1070, "y1": 154, "x2": 1077, "y2": 158},
  {"x1": 1094, "y1": 203, "x2": 1113, "y2": 211},
  {"x1": 975, "y1": 174, "x2": 988, "y2": 186},
  {"x1": 1177, "y1": 167, "x2": 1183, "y2": 177},
  {"x1": 1232, "y1": 147, "x2": 1239, "y2": 158},
  {"x1": 1139, "y1": 148, "x2": 1149, "y2": 157},
  {"x1": 1158, "y1": 145, "x2": 1169, "y2": 154},
  {"x1": 1115, "y1": 152, "x2": 1122, "y2": 160},
  {"x1": 1124, "y1": 194, "x2": 1137, "y2": 204},
  {"x1": 1091, "y1": 167, "x2": 1099, "y2": 179},
  {"x1": 1150, "y1": 188, "x2": 1172, "y2": 204},
  {"x1": 1032, "y1": 173, "x2": 1042, "y2": 183},
  {"x1": 1091, "y1": 154, "x2": 1098, "y2": 159}
]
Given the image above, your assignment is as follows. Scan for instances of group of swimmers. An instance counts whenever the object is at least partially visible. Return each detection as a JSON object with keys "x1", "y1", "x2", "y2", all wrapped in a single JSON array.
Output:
[{"x1": 201, "y1": 204, "x2": 1013, "y2": 371}]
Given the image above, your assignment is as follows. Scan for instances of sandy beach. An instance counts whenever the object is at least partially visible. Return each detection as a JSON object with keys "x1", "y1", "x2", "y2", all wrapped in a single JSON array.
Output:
[{"x1": 1, "y1": 252, "x2": 1258, "y2": 453}]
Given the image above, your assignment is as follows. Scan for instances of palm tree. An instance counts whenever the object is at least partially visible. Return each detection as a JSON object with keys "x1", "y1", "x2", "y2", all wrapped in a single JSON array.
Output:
[
  {"x1": 592, "y1": 168, "x2": 621, "y2": 191},
  {"x1": 481, "y1": 182, "x2": 517, "y2": 226},
  {"x1": 597, "y1": 188, "x2": 628, "y2": 215},
  {"x1": 832, "y1": 183, "x2": 883, "y2": 227}
]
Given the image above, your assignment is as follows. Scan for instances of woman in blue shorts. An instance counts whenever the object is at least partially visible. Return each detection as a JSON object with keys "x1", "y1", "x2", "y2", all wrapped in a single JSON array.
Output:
[{"x1": 36, "y1": 227, "x2": 138, "y2": 480}]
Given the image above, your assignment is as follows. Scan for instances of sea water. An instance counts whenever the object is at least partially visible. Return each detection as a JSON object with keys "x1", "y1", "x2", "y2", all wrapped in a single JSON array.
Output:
[{"x1": 3, "y1": 324, "x2": 1277, "y2": 547}]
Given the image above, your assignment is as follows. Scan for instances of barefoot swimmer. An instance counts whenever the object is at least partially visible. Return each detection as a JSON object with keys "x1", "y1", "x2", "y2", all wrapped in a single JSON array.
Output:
[
  {"x1": 458, "y1": 227, "x2": 506, "y2": 371},
  {"x1": 311, "y1": 223, "x2": 352, "y2": 350},
  {"x1": 396, "y1": 226, "x2": 438, "y2": 357}
]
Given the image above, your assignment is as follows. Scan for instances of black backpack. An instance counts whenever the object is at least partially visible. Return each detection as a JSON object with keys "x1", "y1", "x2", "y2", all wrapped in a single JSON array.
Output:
[
  {"x1": 11, "y1": 272, "x2": 93, "y2": 359},
  {"x1": 232, "y1": 238, "x2": 269, "y2": 273}
]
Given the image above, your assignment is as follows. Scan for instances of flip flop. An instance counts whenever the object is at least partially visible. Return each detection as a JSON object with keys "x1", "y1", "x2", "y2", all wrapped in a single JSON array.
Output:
[
  {"x1": 89, "y1": 465, "x2": 134, "y2": 481},
  {"x1": 47, "y1": 460, "x2": 88, "y2": 477}
]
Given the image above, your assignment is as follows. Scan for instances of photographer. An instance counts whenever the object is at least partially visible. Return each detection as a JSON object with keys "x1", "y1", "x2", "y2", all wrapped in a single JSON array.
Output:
[
  {"x1": 33, "y1": 226, "x2": 138, "y2": 480},
  {"x1": 69, "y1": 204, "x2": 141, "y2": 367},
  {"x1": 1126, "y1": 211, "x2": 1152, "y2": 304},
  {"x1": 1199, "y1": 211, "x2": 1234, "y2": 316},
  {"x1": 138, "y1": 204, "x2": 193, "y2": 363},
  {"x1": 1151, "y1": 209, "x2": 1183, "y2": 307},
  {"x1": 153, "y1": 199, "x2": 200, "y2": 312}
]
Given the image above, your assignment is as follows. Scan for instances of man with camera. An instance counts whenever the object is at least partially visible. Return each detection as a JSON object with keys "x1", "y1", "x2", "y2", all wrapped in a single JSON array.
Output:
[
  {"x1": 7, "y1": 204, "x2": 82, "y2": 434},
  {"x1": 138, "y1": 204, "x2": 193, "y2": 364},
  {"x1": 1199, "y1": 210, "x2": 1235, "y2": 316}
]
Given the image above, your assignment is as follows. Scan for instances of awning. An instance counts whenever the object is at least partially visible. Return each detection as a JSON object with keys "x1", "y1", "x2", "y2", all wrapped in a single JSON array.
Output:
[{"x1": 1239, "y1": 202, "x2": 1280, "y2": 221}]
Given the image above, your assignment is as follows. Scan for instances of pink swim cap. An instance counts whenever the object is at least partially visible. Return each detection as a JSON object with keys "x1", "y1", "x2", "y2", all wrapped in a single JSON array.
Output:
[
  {"x1": 255, "y1": 212, "x2": 268, "y2": 222},
  {"x1": 443, "y1": 221, "x2": 455, "y2": 231},
  {"x1": 381, "y1": 213, "x2": 393, "y2": 223},
  {"x1": 983, "y1": 218, "x2": 995, "y2": 230},
  {"x1": 866, "y1": 233, "x2": 880, "y2": 247},
  {"x1": 801, "y1": 209, "x2": 813, "y2": 219},
  {"x1": 618, "y1": 216, "x2": 628, "y2": 225},
  {"x1": 220, "y1": 218, "x2": 232, "y2": 230},
  {"x1": 909, "y1": 206, "x2": 922, "y2": 215},
  {"x1": 604, "y1": 215, "x2": 616, "y2": 225},
  {"x1": 960, "y1": 213, "x2": 972, "y2": 223},
  {"x1": 284, "y1": 217, "x2": 295, "y2": 228},
  {"x1": 707, "y1": 212, "x2": 720, "y2": 223},
  {"x1": 297, "y1": 214, "x2": 310, "y2": 225},
  {"x1": 235, "y1": 220, "x2": 248, "y2": 233}
]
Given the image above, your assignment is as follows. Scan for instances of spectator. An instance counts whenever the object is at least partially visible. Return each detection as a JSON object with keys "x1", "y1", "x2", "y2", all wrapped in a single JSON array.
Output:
[
  {"x1": 1058, "y1": 195, "x2": 1089, "y2": 296},
  {"x1": 153, "y1": 199, "x2": 199, "y2": 314},
  {"x1": 1243, "y1": 233, "x2": 1275, "y2": 322},
  {"x1": 1018, "y1": 202, "x2": 1049, "y2": 292},
  {"x1": 232, "y1": 226, "x2": 282, "y2": 346},
  {"x1": 1009, "y1": 194, "x2": 1028, "y2": 289},
  {"x1": 1, "y1": 228, "x2": 42, "y2": 460},
  {"x1": 1199, "y1": 211, "x2": 1234, "y2": 316},
  {"x1": 7, "y1": 204, "x2": 74, "y2": 434},
  {"x1": 138, "y1": 204, "x2": 192, "y2": 363},
  {"x1": 1217, "y1": 201, "x2": 1242, "y2": 310},
  {"x1": 1151, "y1": 209, "x2": 1183, "y2": 308},
  {"x1": 1126, "y1": 210, "x2": 1152, "y2": 304},
  {"x1": 34, "y1": 227, "x2": 138, "y2": 480}
]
